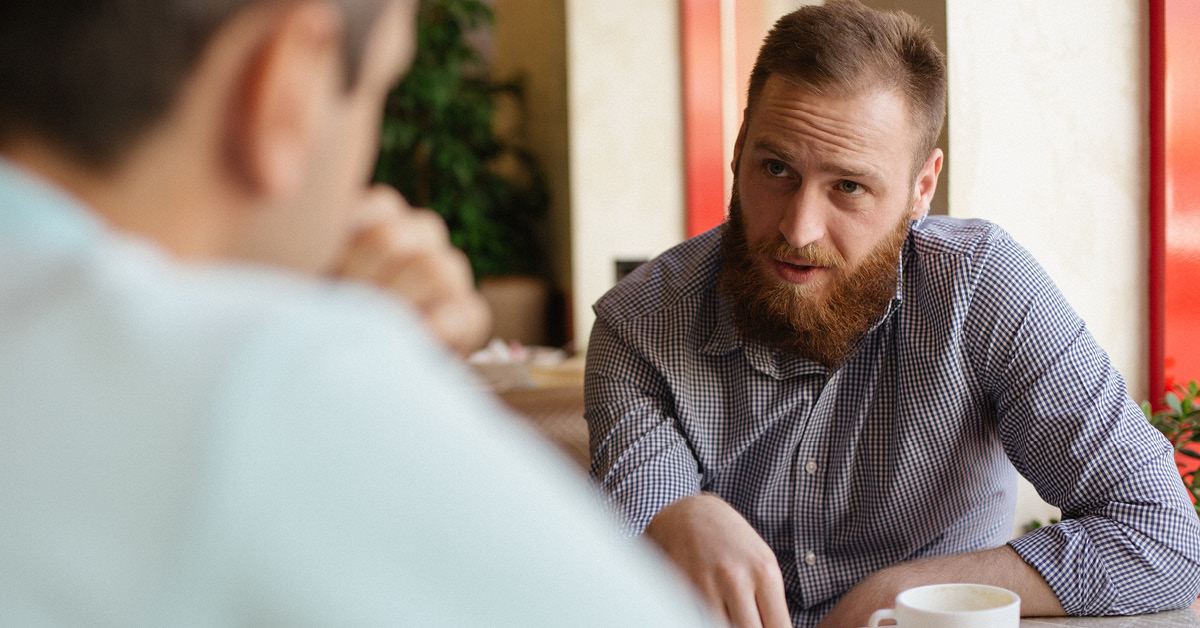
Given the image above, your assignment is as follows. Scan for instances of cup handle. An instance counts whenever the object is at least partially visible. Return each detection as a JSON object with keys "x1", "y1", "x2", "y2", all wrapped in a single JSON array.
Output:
[{"x1": 866, "y1": 608, "x2": 895, "y2": 627}]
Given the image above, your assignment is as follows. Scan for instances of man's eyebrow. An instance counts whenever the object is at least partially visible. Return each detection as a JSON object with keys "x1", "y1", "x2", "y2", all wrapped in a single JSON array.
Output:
[
  {"x1": 751, "y1": 139, "x2": 881, "y2": 181},
  {"x1": 751, "y1": 139, "x2": 798, "y2": 164},
  {"x1": 816, "y1": 159, "x2": 879, "y2": 181}
]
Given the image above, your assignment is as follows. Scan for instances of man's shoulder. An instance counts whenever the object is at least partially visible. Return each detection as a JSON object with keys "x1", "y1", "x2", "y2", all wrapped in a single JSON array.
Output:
[
  {"x1": 122, "y1": 238, "x2": 419, "y2": 351},
  {"x1": 910, "y1": 216, "x2": 1048, "y2": 285},
  {"x1": 1, "y1": 228, "x2": 446, "y2": 412},
  {"x1": 909, "y1": 215, "x2": 1013, "y2": 258},
  {"x1": 593, "y1": 226, "x2": 723, "y2": 327},
  {"x1": 155, "y1": 253, "x2": 443, "y2": 386}
]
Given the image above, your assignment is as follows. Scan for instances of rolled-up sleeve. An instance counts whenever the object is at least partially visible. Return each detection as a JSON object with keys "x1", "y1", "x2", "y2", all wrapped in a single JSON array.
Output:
[
  {"x1": 584, "y1": 315, "x2": 703, "y2": 536},
  {"x1": 967, "y1": 234, "x2": 1200, "y2": 615}
]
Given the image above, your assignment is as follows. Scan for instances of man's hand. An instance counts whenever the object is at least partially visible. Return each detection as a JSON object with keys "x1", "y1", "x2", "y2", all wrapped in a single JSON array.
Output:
[
  {"x1": 331, "y1": 185, "x2": 491, "y2": 357},
  {"x1": 815, "y1": 545, "x2": 1065, "y2": 628},
  {"x1": 645, "y1": 494, "x2": 792, "y2": 628}
]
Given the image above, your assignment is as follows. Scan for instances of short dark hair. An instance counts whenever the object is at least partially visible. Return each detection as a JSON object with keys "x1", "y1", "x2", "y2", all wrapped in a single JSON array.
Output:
[
  {"x1": 0, "y1": 0, "x2": 391, "y2": 168},
  {"x1": 746, "y1": 0, "x2": 946, "y2": 164}
]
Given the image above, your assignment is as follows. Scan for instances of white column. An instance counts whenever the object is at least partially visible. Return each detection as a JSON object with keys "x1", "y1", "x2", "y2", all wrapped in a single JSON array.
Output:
[
  {"x1": 946, "y1": 0, "x2": 1148, "y2": 402},
  {"x1": 565, "y1": 0, "x2": 686, "y2": 348}
]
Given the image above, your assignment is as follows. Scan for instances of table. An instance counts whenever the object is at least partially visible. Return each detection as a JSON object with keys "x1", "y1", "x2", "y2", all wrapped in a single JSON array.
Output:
[
  {"x1": 1021, "y1": 603, "x2": 1200, "y2": 626},
  {"x1": 499, "y1": 385, "x2": 589, "y2": 468}
]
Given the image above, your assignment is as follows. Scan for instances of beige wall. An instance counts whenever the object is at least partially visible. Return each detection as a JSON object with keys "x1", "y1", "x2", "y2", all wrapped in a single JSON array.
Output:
[
  {"x1": 565, "y1": 0, "x2": 686, "y2": 346},
  {"x1": 946, "y1": 0, "x2": 1148, "y2": 401},
  {"x1": 946, "y1": 0, "x2": 1148, "y2": 533}
]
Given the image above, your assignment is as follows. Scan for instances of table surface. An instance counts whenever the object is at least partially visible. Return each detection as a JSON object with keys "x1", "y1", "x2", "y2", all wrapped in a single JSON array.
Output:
[{"x1": 1021, "y1": 602, "x2": 1200, "y2": 626}]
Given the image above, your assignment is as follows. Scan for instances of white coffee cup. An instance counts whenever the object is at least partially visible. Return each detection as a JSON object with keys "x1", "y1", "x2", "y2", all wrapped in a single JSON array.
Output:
[{"x1": 866, "y1": 583, "x2": 1020, "y2": 628}]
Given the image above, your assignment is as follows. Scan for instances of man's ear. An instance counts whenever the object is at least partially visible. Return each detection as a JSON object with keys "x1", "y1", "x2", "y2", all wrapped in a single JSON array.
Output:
[
  {"x1": 731, "y1": 116, "x2": 748, "y2": 176},
  {"x1": 227, "y1": 1, "x2": 345, "y2": 199},
  {"x1": 908, "y1": 147, "x2": 943, "y2": 220}
]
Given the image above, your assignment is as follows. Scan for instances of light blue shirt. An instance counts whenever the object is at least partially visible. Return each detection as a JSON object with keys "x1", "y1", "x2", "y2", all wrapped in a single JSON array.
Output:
[{"x1": 0, "y1": 159, "x2": 716, "y2": 627}]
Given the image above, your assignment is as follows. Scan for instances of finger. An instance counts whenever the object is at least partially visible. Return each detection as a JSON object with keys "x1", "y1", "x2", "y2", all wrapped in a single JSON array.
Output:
[
  {"x1": 721, "y1": 580, "x2": 766, "y2": 628},
  {"x1": 333, "y1": 188, "x2": 448, "y2": 279},
  {"x1": 755, "y1": 574, "x2": 792, "y2": 628},
  {"x1": 715, "y1": 573, "x2": 763, "y2": 628},
  {"x1": 383, "y1": 246, "x2": 475, "y2": 311},
  {"x1": 351, "y1": 186, "x2": 450, "y2": 256},
  {"x1": 333, "y1": 221, "x2": 393, "y2": 281},
  {"x1": 335, "y1": 210, "x2": 454, "y2": 286},
  {"x1": 425, "y1": 294, "x2": 493, "y2": 356},
  {"x1": 378, "y1": 209, "x2": 451, "y2": 257},
  {"x1": 693, "y1": 582, "x2": 731, "y2": 627},
  {"x1": 329, "y1": 186, "x2": 410, "y2": 277},
  {"x1": 350, "y1": 184, "x2": 414, "y2": 230}
]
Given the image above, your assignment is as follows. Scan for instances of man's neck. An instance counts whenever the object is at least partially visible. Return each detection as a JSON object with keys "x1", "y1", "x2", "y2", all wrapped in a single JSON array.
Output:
[{"x1": 2, "y1": 138, "x2": 237, "y2": 261}]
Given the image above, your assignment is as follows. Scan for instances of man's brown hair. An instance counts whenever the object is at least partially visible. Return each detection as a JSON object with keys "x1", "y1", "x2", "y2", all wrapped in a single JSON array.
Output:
[
  {"x1": 0, "y1": 0, "x2": 392, "y2": 169},
  {"x1": 746, "y1": 0, "x2": 946, "y2": 164}
]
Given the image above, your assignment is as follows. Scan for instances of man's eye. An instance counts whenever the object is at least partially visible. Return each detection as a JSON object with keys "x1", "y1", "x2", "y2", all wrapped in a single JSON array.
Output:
[
  {"x1": 837, "y1": 180, "x2": 864, "y2": 195},
  {"x1": 765, "y1": 160, "x2": 788, "y2": 177}
]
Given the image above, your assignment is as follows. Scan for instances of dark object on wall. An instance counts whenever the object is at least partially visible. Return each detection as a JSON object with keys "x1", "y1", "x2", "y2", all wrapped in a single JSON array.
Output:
[
  {"x1": 373, "y1": 0, "x2": 549, "y2": 279},
  {"x1": 615, "y1": 259, "x2": 647, "y2": 283}
]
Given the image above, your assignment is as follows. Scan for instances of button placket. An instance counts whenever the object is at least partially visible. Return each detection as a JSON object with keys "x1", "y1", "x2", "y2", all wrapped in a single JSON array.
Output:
[{"x1": 793, "y1": 369, "x2": 841, "y2": 608}]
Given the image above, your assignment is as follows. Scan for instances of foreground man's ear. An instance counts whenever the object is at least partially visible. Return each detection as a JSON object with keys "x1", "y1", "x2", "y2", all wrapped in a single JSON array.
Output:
[
  {"x1": 908, "y1": 147, "x2": 943, "y2": 221},
  {"x1": 225, "y1": 0, "x2": 345, "y2": 200}
]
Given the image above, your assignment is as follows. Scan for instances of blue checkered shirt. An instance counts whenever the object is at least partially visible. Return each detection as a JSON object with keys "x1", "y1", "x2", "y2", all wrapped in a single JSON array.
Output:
[{"x1": 585, "y1": 217, "x2": 1200, "y2": 627}]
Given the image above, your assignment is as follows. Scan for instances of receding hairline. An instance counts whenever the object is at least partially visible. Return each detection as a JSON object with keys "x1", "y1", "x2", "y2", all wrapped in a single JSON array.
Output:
[
  {"x1": 743, "y1": 74, "x2": 934, "y2": 181},
  {"x1": 742, "y1": 0, "x2": 946, "y2": 171}
]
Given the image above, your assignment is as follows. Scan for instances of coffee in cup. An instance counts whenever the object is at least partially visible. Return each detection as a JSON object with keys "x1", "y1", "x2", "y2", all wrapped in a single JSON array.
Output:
[{"x1": 866, "y1": 583, "x2": 1020, "y2": 628}]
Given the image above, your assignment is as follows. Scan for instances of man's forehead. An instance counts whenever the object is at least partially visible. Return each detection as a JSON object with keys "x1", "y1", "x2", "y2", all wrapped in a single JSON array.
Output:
[
  {"x1": 746, "y1": 76, "x2": 918, "y2": 168},
  {"x1": 752, "y1": 74, "x2": 909, "y2": 125}
]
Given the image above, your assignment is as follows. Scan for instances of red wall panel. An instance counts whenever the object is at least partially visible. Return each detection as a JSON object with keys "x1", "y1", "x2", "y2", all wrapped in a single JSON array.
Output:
[
  {"x1": 680, "y1": 0, "x2": 727, "y2": 237},
  {"x1": 1152, "y1": 0, "x2": 1200, "y2": 488},
  {"x1": 1162, "y1": 0, "x2": 1200, "y2": 393}
]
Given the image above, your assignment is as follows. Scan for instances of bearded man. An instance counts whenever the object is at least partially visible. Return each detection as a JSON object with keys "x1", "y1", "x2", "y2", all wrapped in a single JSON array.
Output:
[{"x1": 583, "y1": 2, "x2": 1200, "y2": 628}]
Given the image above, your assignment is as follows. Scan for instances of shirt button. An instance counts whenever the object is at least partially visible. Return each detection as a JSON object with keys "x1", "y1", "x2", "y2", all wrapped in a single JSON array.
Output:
[
  {"x1": 805, "y1": 461, "x2": 818, "y2": 474},
  {"x1": 804, "y1": 551, "x2": 817, "y2": 566}
]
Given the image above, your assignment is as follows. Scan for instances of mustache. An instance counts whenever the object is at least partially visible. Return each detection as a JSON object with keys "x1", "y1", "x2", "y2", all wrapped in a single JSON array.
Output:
[{"x1": 752, "y1": 235, "x2": 847, "y2": 270}]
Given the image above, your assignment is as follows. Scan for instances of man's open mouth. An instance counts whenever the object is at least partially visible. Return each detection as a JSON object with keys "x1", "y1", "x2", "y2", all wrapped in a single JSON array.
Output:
[{"x1": 778, "y1": 260, "x2": 817, "y2": 271}]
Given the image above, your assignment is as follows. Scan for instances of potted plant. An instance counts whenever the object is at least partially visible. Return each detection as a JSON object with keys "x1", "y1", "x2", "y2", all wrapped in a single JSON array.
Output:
[
  {"x1": 373, "y1": 0, "x2": 554, "y2": 345},
  {"x1": 1142, "y1": 381, "x2": 1200, "y2": 516}
]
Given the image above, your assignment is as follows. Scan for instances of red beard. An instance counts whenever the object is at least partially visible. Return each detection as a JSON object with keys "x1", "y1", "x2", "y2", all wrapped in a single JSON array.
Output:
[{"x1": 718, "y1": 187, "x2": 910, "y2": 368}]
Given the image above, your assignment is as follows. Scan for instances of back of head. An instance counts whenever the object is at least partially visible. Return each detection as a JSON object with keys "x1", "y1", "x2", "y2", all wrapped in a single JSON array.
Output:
[
  {"x1": 746, "y1": 0, "x2": 946, "y2": 162},
  {"x1": 0, "y1": 0, "x2": 388, "y2": 170}
]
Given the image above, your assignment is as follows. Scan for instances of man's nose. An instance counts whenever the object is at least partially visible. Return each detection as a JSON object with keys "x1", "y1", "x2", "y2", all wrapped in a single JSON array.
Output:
[{"x1": 777, "y1": 186, "x2": 827, "y2": 250}]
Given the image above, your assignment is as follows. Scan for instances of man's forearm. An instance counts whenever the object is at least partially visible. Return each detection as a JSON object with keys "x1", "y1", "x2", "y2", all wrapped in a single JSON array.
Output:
[{"x1": 817, "y1": 545, "x2": 1065, "y2": 628}]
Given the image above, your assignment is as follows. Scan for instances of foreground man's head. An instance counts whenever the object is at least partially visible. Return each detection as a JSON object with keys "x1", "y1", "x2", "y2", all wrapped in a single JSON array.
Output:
[
  {"x1": 0, "y1": 0, "x2": 415, "y2": 273},
  {"x1": 720, "y1": 0, "x2": 946, "y2": 367}
]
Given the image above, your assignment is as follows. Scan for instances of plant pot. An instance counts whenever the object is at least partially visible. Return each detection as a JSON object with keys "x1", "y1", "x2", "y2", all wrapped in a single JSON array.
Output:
[{"x1": 480, "y1": 275, "x2": 552, "y2": 346}]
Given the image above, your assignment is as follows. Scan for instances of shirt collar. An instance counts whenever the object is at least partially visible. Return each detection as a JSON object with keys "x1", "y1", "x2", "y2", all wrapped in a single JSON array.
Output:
[
  {"x1": 0, "y1": 157, "x2": 104, "y2": 247},
  {"x1": 700, "y1": 228, "x2": 912, "y2": 379}
]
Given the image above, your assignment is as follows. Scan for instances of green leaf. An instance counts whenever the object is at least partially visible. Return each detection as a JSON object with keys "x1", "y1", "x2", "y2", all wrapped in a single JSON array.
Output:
[
  {"x1": 372, "y1": 0, "x2": 549, "y2": 279},
  {"x1": 1179, "y1": 448, "x2": 1200, "y2": 460},
  {"x1": 1167, "y1": 392, "x2": 1183, "y2": 415}
]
